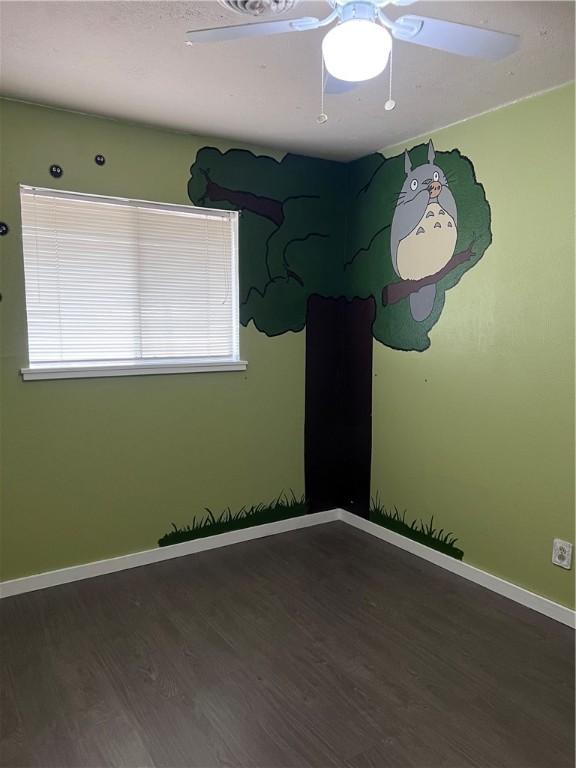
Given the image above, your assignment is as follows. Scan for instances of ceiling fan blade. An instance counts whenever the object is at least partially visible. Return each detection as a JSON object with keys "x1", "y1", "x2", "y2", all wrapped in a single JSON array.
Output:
[
  {"x1": 186, "y1": 16, "x2": 320, "y2": 44},
  {"x1": 392, "y1": 15, "x2": 520, "y2": 61},
  {"x1": 324, "y1": 74, "x2": 362, "y2": 95}
]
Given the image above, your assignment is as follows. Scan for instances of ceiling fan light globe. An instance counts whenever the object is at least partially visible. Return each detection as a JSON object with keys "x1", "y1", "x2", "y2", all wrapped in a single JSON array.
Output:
[{"x1": 322, "y1": 20, "x2": 391, "y2": 83}]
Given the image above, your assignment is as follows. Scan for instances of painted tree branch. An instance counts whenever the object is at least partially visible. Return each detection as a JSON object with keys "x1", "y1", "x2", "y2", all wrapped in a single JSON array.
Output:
[
  {"x1": 200, "y1": 169, "x2": 284, "y2": 227},
  {"x1": 382, "y1": 245, "x2": 475, "y2": 307}
]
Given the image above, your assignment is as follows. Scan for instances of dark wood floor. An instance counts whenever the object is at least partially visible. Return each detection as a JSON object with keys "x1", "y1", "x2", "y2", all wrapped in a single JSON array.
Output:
[{"x1": 1, "y1": 522, "x2": 574, "y2": 768}]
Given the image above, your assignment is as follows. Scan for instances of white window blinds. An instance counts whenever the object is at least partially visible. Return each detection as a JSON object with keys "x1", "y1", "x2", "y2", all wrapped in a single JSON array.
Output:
[{"x1": 20, "y1": 186, "x2": 240, "y2": 372}]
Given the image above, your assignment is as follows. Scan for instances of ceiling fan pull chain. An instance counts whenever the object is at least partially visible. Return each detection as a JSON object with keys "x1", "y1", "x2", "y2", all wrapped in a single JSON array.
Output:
[
  {"x1": 385, "y1": 42, "x2": 396, "y2": 111},
  {"x1": 317, "y1": 55, "x2": 328, "y2": 124}
]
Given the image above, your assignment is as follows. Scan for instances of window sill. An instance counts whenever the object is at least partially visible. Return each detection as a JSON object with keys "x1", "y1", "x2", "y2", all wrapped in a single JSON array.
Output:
[{"x1": 21, "y1": 359, "x2": 248, "y2": 381}]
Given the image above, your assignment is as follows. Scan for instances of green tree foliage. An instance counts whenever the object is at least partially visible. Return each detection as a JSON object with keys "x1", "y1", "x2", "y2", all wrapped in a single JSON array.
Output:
[
  {"x1": 188, "y1": 148, "x2": 349, "y2": 336},
  {"x1": 188, "y1": 143, "x2": 492, "y2": 351}
]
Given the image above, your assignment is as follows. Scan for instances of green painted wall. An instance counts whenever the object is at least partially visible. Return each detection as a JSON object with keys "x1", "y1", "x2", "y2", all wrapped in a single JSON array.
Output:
[
  {"x1": 1, "y1": 87, "x2": 574, "y2": 610},
  {"x1": 371, "y1": 84, "x2": 575, "y2": 608},
  {"x1": 0, "y1": 100, "x2": 305, "y2": 580}
]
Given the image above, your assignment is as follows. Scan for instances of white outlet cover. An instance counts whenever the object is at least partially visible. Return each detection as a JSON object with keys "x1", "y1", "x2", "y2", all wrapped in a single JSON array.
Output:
[{"x1": 552, "y1": 539, "x2": 573, "y2": 570}]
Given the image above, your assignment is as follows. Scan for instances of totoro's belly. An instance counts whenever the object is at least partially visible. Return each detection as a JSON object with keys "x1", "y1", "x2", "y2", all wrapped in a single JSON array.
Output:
[{"x1": 396, "y1": 202, "x2": 457, "y2": 281}]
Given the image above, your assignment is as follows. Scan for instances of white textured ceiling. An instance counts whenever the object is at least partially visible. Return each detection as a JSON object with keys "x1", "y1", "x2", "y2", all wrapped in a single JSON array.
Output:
[{"x1": 0, "y1": 1, "x2": 574, "y2": 160}]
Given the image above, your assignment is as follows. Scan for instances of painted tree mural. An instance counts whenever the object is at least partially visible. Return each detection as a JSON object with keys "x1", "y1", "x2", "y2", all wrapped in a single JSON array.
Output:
[
  {"x1": 188, "y1": 149, "x2": 349, "y2": 334},
  {"x1": 346, "y1": 142, "x2": 492, "y2": 351},
  {"x1": 188, "y1": 144, "x2": 492, "y2": 517}
]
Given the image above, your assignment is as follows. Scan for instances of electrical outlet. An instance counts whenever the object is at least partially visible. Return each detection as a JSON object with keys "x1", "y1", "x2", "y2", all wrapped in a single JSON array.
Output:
[{"x1": 552, "y1": 539, "x2": 573, "y2": 570}]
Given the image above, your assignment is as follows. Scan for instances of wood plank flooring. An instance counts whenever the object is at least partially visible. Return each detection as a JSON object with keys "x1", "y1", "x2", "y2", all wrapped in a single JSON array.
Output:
[{"x1": 1, "y1": 522, "x2": 574, "y2": 767}]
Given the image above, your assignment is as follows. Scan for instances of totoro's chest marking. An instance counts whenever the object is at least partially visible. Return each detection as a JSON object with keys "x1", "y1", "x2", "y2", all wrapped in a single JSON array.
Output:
[{"x1": 396, "y1": 202, "x2": 457, "y2": 281}]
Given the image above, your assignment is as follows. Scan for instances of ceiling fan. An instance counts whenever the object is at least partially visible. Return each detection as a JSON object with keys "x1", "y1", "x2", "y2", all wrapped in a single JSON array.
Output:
[{"x1": 185, "y1": 0, "x2": 520, "y2": 93}]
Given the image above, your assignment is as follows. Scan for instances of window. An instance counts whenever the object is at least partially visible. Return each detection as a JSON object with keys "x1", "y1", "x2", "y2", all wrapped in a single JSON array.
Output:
[{"x1": 19, "y1": 186, "x2": 245, "y2": 380}]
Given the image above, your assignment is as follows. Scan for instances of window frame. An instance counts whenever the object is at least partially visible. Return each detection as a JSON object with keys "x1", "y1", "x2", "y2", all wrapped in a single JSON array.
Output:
[{"x1": 18, "y1": 185, "x2": 246, "y2": 381}]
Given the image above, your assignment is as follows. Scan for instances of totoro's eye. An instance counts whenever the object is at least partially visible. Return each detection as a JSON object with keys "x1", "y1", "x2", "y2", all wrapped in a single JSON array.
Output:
[
  {"x1": 410, "y1": 179, "x2": 418, "y2": 191},
  {"x1": 433, "y1": 171, "x2": 439, "y2": 182}
]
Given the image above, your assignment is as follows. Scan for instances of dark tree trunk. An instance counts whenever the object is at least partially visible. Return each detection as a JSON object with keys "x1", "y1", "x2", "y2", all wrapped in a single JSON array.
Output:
[{"x1": 304, "y1": 295, "x2": 376, "y2": 518}]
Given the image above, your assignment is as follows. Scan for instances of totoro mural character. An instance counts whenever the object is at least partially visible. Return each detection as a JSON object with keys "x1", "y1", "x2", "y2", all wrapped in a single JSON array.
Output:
[{"x1": 390, "y1": 140, "x2": 458, "y2": 322}]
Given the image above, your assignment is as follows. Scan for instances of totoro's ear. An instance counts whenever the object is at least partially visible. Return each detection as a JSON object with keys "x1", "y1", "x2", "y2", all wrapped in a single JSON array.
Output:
[
  {"x1": 427, "y1": 139, "x2": 435, "y2": 164},
  {"x1": 404, "y1": 150, "x2": 412, "y2": 175}
]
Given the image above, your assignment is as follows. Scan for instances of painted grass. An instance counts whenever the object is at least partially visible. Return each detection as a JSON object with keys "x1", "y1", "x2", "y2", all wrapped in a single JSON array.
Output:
[
  {"x1": 369, "y1": 496, "x2": 464, "y2": 560},
  {"x1": 158, "y1": 491, "x2": 307, "y2": 547}
]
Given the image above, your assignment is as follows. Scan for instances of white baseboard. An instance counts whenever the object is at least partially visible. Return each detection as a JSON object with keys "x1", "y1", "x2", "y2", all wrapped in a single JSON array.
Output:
[
  {"x1": 0, "y1": 509, "x2": 338, "y2": 599},
  {"x1": 337, "y1": 510, "x2": 575, "y2": 629},
  {"x1": 1, "y1": 507, "x2": 574, "y2": 629}
]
